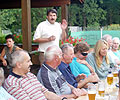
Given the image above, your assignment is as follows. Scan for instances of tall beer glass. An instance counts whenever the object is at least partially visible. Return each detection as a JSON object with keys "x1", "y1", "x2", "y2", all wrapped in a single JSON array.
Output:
[
  {"x1": 88, "y1": 85, "x2": 96, "y2": 100},
  {"x1": 107, "y1": 73, "x2": 113, "y2": 85},
  {"x1": 98, "y1": 81, "x2": 105, "y2": 97}
]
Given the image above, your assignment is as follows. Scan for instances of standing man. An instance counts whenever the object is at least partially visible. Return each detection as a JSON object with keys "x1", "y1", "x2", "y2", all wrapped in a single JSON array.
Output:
[
  {"x1": 33, "y1": 9, "x2": 67, "y2": 65},
  {"x1": 3, "y1": 50, "x2": 73, "y2": 100}
]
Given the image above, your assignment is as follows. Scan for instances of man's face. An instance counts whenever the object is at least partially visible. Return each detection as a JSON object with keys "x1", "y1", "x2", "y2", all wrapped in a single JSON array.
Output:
[
  {"x1": 20, "y1": 53, "x2": 32, "y2": 74},
  {"x1": 47, "y1": 12, "x2": 57, "y2": 24},
  {"x1": 6, "y1": 38, "x2": 14, "y2": 48},
  {"x1": 63, "y1": 47, "x2": 75, "y2": 64},
  {"x1": 112, "y1": 40, "x2": 119, "y2": 50}
]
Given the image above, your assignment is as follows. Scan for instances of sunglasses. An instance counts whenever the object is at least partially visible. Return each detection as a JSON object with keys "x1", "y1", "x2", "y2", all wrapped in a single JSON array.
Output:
[{"x1": 81, "y1": 52, "x2": 88, "y2": 56}]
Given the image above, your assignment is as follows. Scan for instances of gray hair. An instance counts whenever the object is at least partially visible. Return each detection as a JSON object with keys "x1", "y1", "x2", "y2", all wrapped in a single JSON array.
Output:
[
  {"x1": 113, "y1": 37, "x2": 120, "y2": 44},
  {"x1": 61, "y1": 43, "x2": 73, "y2": 54},
  {"x1": 44, "y1": 45, "x2": 61, "y2": 61},
  {"x1": 9, "y1": 50, "x2": 29, "y2": 68},
  {"x1": 102, "y1": 34, "x2": 112, "y2": 42},
  {"x1": 0, "y1": 67, "x2": 4, "y2": 86}
]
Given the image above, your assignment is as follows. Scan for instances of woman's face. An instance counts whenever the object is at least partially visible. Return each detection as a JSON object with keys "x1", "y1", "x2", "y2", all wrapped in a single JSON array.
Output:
[
  {"x1": 6, "y1": 38, "x2": 14, "y2": 48},
  {"x1": 99, "y1": 44, "x2": 108, "y2": 57}
]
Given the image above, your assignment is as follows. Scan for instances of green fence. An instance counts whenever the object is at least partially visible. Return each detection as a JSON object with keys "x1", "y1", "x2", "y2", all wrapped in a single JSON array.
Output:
[{"x1": 71, "y1": 30, "x2": 120, "y2": 46}]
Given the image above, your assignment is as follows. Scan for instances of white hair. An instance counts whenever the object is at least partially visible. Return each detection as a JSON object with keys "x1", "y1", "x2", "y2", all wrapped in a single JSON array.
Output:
[
  {"x1": 102, "y1": 34, "x2": 112, "y2": 42},
  {"x1": 61, "y1": 43, "x2": 74, "y2": 54},
  {"x1": 10, "y1": 50, "x2": 29, "y2": 68},
  {"x1": 112, "y1": 37, "x2": 120, "y2": 44},
  {"x1": 44, "y1": 45, "x2": 61, "y2": 61}
]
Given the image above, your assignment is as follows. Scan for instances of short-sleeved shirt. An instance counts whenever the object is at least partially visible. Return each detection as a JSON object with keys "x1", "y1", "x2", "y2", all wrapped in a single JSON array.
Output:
[
  {"x1": 58, "y1": 61, "x2": 78, "y2": 88},
  {"x1": 33, "y1": 20, "x2": 62, "y2": 52},
  {"x1": 0, "y1": 86, "x2": 16, "y2": 100},
  {"x1": 4, "y1": 71, "x2": 48, "y2": 100},
  {"x1": 37, "y1": 63, "x2": 72, "y2": 95},
  {"x1": 69, "y1": 57, "x2": 91, "y2": 77},
  {"x1": 86, "y1": 53, "x2": 110, "y2": 80}
]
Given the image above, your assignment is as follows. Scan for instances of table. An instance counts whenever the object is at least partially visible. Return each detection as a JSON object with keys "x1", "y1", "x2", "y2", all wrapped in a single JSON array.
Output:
[{"x1": 76, "y1": 77, "x2": 119, "y2": 100}]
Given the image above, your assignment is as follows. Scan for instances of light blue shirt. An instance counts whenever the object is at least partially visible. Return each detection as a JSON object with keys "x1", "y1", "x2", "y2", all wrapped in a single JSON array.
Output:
[
  {"x1": 0, "y1": 86, "x2": 16, "y2": 100},
  {"x1": 86, "y1": 53, "x2": 110, "y2": 80},
  {"x1": 69, "y1": 57, "x2": 91, "y2": 77}
]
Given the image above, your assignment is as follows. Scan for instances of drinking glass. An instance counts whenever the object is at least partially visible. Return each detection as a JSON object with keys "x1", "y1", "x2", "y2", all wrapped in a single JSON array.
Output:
[
  {"x1": 98, "y1": 81, "x2": 105, "y2": 97},
  {"x1": 88, "y1": 85, "x2": 97, "y2": 100}
]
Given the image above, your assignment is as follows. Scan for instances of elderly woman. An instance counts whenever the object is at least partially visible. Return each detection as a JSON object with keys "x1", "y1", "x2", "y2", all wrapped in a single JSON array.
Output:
[
  {"x1": 86, "y1": 40, "x2": 110, "y2": 80},
  {"x1": 0, "y1": 67, "x2": 16, "y2": 100}
]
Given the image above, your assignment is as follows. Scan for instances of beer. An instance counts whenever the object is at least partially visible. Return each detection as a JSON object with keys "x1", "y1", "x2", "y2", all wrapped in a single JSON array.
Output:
[
  {"x1": 88, "y1": 91, "x2": 96, "y2": 100},
  {"x1": 88, "y1": 85, "x2": 96, "y2": 100},
  {"x1": 113, "y1": 71, "x2": 118, "y2": 77},
  {"x1": 98, "y1": 81, "x2": 105, "y2": 97},
  {"x1": 98, "y1": 89, "x2": 105, "y2": 96},
  {"x1": 107, "y1": 74, "x2": 113, "y2": 85}
]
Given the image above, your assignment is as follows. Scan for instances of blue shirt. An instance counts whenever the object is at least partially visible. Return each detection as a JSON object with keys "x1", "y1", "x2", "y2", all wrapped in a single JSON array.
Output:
[
  {"x1": 69, "y1": 57, "x2": 91, "y2": 77},
  {"x1": 113, "y1": 50, "x2": 120, "y2": 60},
  {"x1": 58, "y1": 61, "x2": 78, "y2": 88}
]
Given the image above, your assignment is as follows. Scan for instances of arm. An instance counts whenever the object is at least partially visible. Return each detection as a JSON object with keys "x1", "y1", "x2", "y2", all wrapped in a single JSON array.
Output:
[
  {"x1": 61, "y1": 19, "x2": 67, "y2": 41},
  {"x1": 6, "y1": 86, "x2": 31, "y2": 100},
  {"x1": 0, "y1": 48, "x2": 7, "y2": 66},
  {"x1": 33, "y1": 35, "x2": 56, "y2": 43}
]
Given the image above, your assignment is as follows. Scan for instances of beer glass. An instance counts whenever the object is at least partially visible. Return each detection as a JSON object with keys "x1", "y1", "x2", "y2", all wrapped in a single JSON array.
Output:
[
  {"x1": 88, "y1": 85, "x2": 96, "y2": 100},
  {"x1": 113, "y1": 68, "x2": 118, "y2": 77},
  {"x1": 107, "y1": 73, "x2": 113, "y2": 85},
  {"x1": 98, "y1": 81, "x2": 105, "y2": 97}
]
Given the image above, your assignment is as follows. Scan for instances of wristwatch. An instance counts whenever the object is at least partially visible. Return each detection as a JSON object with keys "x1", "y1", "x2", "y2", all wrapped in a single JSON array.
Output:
[{"x1": 62, "y1": 97, "x2": 67, "y2": 100}]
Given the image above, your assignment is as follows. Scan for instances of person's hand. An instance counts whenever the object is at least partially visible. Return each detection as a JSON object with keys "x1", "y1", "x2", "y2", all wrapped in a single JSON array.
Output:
[
  {"x1": 87, "y1": 73, "x2": 100, "y2": 83},
  {"x1": 60, "y1": 19, "x2": 67, "y2": 30},
  {"x1": 76, "y1": 74, "x2": 86, "y2": 82},
  {"x1": 2, "y1": 60, "x2": 7, "y2": 66},
  {"x1": 72, "y1": 88, "x2": 87, "y2": 97},
  {"x1": 48, "y1": 35, "x2": 56, "y2": 41}
]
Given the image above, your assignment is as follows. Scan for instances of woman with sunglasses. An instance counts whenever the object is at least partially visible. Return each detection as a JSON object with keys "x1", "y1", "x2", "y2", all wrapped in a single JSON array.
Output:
[
  {"x1": 69, "y1": 42, "x2": 94, "y2": 77},
  {"x1": 86, "y1": 39, "x2": 110, "y2": 80}
]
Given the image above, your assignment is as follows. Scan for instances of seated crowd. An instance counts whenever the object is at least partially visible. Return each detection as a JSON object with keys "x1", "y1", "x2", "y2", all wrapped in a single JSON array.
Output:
[{"x1": 0, "y1": 34, "x2": 120, "y2": 100}]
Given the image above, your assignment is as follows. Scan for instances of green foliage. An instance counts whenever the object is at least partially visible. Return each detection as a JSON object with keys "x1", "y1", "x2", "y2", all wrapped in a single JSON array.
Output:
[{"x1": 104, "y1": 24, "x2": 120, "y2": 30}]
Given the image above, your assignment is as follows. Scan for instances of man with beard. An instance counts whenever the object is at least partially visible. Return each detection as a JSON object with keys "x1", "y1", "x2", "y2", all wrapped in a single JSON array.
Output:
[{"x1": 33, "y1": 9, "x2": 67, "y2": 65}]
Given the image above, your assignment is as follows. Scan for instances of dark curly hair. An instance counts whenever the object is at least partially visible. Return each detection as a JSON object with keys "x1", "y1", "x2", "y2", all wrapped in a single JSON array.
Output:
[
  {"x1": 74, "y1": 42, "x2": 89, "y2": 54},
  {"x1": 5, "y1": 34, "x2": 14, "y2": 41}
]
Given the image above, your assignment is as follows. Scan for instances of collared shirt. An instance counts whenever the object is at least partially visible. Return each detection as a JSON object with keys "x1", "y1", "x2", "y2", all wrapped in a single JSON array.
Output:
[
  {"x1": 4, "y1": 71, "x2": 47, "y2": 100},
  {"x1": 69, "y1": 57, "x2": 91, "y2": 77},
  {"x1": 33, "y1": 20, "x2": 62, "y2": 52},
  {"x1": 37, "y1": 63, "x2": 72, "y2": 95},
  {"x1": 58, "y1": 61, "x2": 78, "y2": 88}
]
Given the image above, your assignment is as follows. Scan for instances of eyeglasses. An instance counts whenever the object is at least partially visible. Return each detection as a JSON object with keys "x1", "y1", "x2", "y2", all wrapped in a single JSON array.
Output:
[{"x1": 81, "y1": 52, "x2": 88, "y2": 56}]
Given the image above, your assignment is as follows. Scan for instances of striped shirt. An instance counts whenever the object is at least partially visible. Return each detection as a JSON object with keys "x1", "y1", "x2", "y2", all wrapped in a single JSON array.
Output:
[{"x1": 4, "y1": 71, "x2": 48, "y2": 100}]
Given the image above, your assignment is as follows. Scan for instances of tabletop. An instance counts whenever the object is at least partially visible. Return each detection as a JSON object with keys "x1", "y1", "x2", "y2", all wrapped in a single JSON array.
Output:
[{"x1": 76, "y1": 77, "x2": 119, "y2": 100}]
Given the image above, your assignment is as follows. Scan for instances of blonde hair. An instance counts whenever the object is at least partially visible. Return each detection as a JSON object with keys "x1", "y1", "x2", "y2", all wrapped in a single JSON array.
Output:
[
  {"x1": 94, "y1": 40, "x2": 109, "y2": 67},
  {"x1": 0, "y1": 67, "x2": 4, "y2": 86}
]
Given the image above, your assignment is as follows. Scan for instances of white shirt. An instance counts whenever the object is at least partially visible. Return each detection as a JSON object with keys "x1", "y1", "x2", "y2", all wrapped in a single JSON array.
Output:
[{"x1": 33, "y1": 20, "x2": 62, "y2": 52}]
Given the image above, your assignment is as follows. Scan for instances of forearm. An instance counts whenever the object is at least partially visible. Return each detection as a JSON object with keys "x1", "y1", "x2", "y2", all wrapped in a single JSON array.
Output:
[
  {"x1": 61, "y1": 29, "x2": 67, "y2": 41},
  {"x1": 44, "y1": 91, "x2": 62, "y2": 100},
  {"x1": 77, "y1": 79, "x2": 88, "y2": 88},
  {"x1": 61, "y1": 94, "x2": 77, "y2": 99},
  {"x1": 33, "y1": 38, "x2": 50, "y2": 43}
]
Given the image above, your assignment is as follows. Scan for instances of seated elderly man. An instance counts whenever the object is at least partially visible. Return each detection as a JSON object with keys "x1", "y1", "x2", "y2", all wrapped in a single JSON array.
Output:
[
  {"x1": 58, "y1": 43, "x2": 99, "y2": 88},
  {"x1": 37, "y1": 45, "x2": 87, "y2": 99},
  {"x1": 3, "y1": 50, "x2": 74, "y2": 100},
  {"x1": 0, "y1": 67, "x2": 16, "y2": 100}
]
